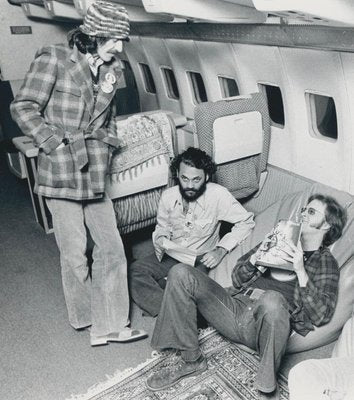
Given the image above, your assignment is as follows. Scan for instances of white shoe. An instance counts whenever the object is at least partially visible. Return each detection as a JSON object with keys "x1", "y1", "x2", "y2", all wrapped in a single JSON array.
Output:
[{"x1": 90, "y1": 328, "x2": 148, "y2": 346}]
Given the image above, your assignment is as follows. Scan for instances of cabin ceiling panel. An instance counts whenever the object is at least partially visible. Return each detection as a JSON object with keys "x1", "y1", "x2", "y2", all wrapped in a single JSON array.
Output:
[
  {"x1": 230, "y1": 44, "x2": 294, "y2": 171},
  {"x1": 124, "y1": 36, "x2": 159, "y2": 112},
  {"x1": 131, "y1": 23, "x2": 354, "y2": 53},
  {"x1": 139, "y1": 37, "x2": 182, "y2": 114},
  {"x1": 252, "y1": 0, "x2": 354, "y2": 28},
  {"x1": 141, "y1": 0, "x2": 266, "y2": 24},
  {"x1": 280, "y1": 48, "x2": 351, "y2": 192}
]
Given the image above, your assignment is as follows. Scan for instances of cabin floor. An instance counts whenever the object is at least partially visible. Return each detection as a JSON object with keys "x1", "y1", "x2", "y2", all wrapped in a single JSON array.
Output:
[{"x1": 0, "y1": 151, "x2": 334, "y2": 400}]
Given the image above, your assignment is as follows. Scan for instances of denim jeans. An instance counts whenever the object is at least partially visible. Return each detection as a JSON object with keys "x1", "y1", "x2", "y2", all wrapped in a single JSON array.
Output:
[
  {"x1": 129, "y1": 253, "x2": 209, "y2": 317},
  {"x1": 46, "y1": 196, "x2": 130, "y2": 337},
  {"x1": 151, "y1": 264, "x2": 290, "y2": 392}
]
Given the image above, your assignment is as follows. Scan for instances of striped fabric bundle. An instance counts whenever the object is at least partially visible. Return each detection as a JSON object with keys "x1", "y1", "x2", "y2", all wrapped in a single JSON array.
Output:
[{"x1": 113, "y1": 188, "x2": 165, "y2": 234}]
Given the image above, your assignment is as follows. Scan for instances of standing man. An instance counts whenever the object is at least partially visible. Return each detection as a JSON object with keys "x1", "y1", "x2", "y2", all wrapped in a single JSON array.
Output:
[
  {"x1": 146, "y1": 194, "x2": 346, "y2": 398},
  {"x1": 11, "y1": 1, "x2": 147, "y2": 346},
  {"x1": 129, "y1": 147, "x2": 255, "y2": 317}
]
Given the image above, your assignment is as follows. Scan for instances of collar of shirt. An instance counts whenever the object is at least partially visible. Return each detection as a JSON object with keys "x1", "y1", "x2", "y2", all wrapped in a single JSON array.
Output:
[{"x1": 86, "y1": 53, "x2": 104, "y2": 77}]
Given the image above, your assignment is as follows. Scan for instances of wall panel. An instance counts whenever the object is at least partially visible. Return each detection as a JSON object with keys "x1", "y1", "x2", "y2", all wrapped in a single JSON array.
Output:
[
  {"x1": 163, "y1": 39, "x2": 203, "y2": 119},
  {"x1": 124, "y1": 36, "x2": 159, "y2": 112},
  {"x1": 230, "y1": 44, "x2": 295, "y2": 171},
  {"x1": 139, "y1": 37, "x2": 182, "y2": 114},
  {"x1": 281, "y1": 47, "x2": 351, "y2": 191}
]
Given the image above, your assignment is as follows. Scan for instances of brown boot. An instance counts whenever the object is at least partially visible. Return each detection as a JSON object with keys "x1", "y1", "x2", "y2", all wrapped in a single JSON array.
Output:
[{"x1": 146, "y1": 356, "x2": 207, "y2": 391}]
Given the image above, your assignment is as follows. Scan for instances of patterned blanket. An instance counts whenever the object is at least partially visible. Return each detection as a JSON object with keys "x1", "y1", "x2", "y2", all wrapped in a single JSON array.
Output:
[
  {"x1": 68, "y1": 329, "x2": 289, "y2": 400},
  {"x1": 110, "y1": 113, "x2": 175, "y2": 179}
]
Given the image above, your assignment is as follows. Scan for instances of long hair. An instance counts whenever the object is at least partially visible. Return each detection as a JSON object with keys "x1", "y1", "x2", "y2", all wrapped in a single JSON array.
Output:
[
  {"x1": 170, "y1": 147, "x2": 217, "y2": 181},
  {"x1": 67, "y1": 28, "x2": 98, "y2": 54},
  {"x1": 308, "y1": 193, "x2": 347, "y2": 246}
]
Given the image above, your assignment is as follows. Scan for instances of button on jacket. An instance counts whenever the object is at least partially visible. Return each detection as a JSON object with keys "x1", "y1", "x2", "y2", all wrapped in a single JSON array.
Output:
[
  {"x1": 10, "y1": 44, "x2": 126, "y2": 200},
  {"x1": 152, "y1": 182, "x2": 255, "y2": 261}
]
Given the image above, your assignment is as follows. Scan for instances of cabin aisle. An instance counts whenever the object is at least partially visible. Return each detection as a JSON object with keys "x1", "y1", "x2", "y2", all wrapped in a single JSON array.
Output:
[
  {"x1": 0, "y1": 151, "x2": 336, "y2": 400},
  {"x1": 0, "y1": 153, "x2": 156, "y2": 400}
]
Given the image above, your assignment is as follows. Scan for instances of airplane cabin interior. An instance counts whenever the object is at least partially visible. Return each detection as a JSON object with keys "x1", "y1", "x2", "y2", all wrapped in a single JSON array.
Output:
[{"x1": 1, "y1": 1, "x2": 354, "y2": 399}]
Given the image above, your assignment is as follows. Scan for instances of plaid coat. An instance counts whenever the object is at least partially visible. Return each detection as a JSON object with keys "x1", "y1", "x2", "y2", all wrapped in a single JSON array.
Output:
[{"x1": 10, "y1": 44, "x2": 126, "y2": 200}]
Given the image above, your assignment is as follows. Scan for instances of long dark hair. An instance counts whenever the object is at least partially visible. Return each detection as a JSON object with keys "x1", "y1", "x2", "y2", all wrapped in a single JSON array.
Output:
[
  {"x1": 170, "y1": 147, "x2": 217, "y2": 180},
  {"x1": 308, "y1": 193, "x2": 347, "y2": 246},
  {"x1": 67, "y1": 28, "x2": 98, "y2": 54}
]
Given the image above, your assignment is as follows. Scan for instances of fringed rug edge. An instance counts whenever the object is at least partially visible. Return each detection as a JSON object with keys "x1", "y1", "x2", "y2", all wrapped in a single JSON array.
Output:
[
  {"x1": 65, "y1": 353, "x2": 160, "y2": 400},
  {"x1": 65, "y1": 328, "x2": 216, "y2": 400}
]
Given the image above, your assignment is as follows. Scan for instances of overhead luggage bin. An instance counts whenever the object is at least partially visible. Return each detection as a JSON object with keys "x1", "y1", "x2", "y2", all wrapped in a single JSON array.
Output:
[
  {"x1": 252, "y1": 0, "x2": 354, "y2": 27},
  {"x1": 21, "y1": 1, "x2": 53, "y2": 19},
  {"x1": 10, "y1": 0, "x2": 52, "y2": 20},
  {"x1": 142, "y1": 0, "x2": 267, "y2": 23},
  {"x1": 44, "y1": 0, "x2": 82, "y2": 20},
  {"x1": 74, "y1": 0, "x2": 173, "y2": 22}
]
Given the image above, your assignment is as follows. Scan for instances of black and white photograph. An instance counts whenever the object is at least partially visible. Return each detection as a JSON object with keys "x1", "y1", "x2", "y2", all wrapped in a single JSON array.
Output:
[{"x1": 1, "y1": 1, "x2": 354, "y2": 399}]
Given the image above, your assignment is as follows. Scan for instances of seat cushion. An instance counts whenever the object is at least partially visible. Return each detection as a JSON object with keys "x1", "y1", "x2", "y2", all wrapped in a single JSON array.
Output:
[{"x1": 209, "y1": 181, "x2": 354, "y2": 353}]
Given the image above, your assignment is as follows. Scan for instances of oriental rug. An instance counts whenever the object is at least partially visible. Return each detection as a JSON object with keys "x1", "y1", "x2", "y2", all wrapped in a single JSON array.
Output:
[{"x1": 68, "y1": 329, "x2": 289, "y2": 400}]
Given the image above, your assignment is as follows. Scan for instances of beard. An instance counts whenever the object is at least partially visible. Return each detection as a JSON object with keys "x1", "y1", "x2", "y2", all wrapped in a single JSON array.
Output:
[{"x1": 179, "y1": 181, "x2": 207, "y2": 202}]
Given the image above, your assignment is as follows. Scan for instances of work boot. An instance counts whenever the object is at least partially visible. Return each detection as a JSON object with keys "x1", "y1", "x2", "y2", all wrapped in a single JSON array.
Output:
[{"x1": 146, "y1": 355, "x2": 207, "y2": 391}]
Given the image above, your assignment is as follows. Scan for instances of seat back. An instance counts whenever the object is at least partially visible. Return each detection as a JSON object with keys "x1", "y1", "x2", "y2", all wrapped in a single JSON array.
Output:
[
  {"x1": 108, "y1": 110, "x2": 187, "y2": 234},
  {"x1": 194, "y1": 92, "x2": 271, "y2": 199},
  {"x1": 209, "y1": 181, "x2": 354, "y2": 353}
]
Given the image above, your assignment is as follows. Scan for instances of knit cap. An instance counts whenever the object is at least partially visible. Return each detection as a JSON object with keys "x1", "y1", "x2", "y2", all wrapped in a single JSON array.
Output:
[{"x1": 79, "y1": 1, "x2": 130, "y2": 40}]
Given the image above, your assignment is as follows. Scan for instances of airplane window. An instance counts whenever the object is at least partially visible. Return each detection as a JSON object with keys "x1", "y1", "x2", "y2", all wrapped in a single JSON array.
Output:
[
  {"x1": 116, "y1": 60, "x2": 140, "y2": 116},
  {"x1": 218, "y1": 76, "x2": 239, "y2": 98},
  {"x1": 162, "y1": 68, "x2": 180, "y2": 99},
  {"x1": 307, "y1": 93, "x2": 338, "y2": 141},
  {"x1": 258, "y1": 83, "x2": 285, "y2": 128},
  {"x1": 187, "y1": 72, "x2": 208, "y2": 104},
  {"x1": 122, "y1": 60, "x2": 138, "y2": 89},
  {"x1": 139, "y1": 63, "x2": 156, "y2": 94}
]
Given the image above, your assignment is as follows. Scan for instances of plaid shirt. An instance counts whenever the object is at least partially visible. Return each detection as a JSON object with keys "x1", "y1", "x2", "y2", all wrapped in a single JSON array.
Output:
[
  {"x1": 231, "y1": 244, "x2": 339, "y2": 336},
  {"x1": 10, "y1": 44, "x2": 126, "y2": 200}
]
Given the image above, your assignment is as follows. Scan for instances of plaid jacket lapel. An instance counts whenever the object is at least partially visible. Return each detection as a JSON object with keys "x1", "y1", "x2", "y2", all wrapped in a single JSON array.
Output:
[
  {"x1": 68, "y1": 48, "x2": 95, "y2": 117},
  {"x1": 92, "y1": 61, "x2": 124, "y2": 120}
]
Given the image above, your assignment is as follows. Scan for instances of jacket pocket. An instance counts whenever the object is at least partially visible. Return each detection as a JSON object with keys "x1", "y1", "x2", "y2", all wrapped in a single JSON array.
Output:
[
  {"x1": 37, "y1": 145, "x2": 77, "y2": 189},
  {"x1": 52, "y1": 87, "x2": 82, "y2": 114},
  {"x1": 55, "y1": 86, "x2": 81, "y2": 97}
]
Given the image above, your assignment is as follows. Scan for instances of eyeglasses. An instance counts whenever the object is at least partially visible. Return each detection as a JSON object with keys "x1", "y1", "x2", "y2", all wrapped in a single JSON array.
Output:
[{"x1": 300, "y1": 206, "x2": 325, "y2": 217}]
